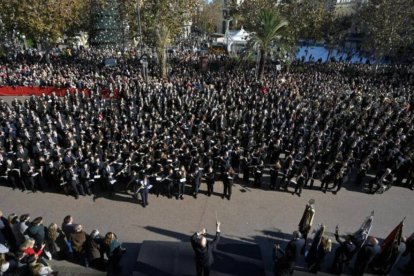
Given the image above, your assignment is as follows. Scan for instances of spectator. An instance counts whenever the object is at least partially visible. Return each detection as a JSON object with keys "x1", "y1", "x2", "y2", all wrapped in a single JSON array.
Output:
[
  {"x1": 44, "y1": 223, "x2": 68, "y2": 260},
  {"x1": 69, "y1": 224, "x2": 88, "y2": 267},
  {"x1": 102, "y1": 232, "x2": 125, "y2": 272},
  {"x1": 26, "y1": 217, "x2": 46, "y2": 250},
  {"x1": 86, "y1": 229, "x2": 105, "y2": 270}
]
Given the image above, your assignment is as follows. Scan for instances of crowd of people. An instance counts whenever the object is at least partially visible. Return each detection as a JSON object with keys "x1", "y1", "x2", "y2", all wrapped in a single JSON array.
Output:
[
  {"x1": 0, "y1": 45, "x2": 413, "y2": 208},
  {"x1": 272, "y1": 203, "x2": 414, "y2": 276},
  {"x1": 0, "y1": 209, "x2": 125, "y2": 275}
]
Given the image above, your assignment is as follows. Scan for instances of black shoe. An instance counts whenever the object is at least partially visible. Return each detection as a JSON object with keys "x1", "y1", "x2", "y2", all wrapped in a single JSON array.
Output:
[
  {"x1": 221, "y1": 195, "x2": 225, "y2": 199},
  {"x1": 291, "y1": 192, "x2": 295, "y2": 195},
  {"x1": 332, "y1": 191, "x2": 337, "y2": 195},
  {"x1": 297, "y1": 193, "x2": 301, "y2": 197},
  {"x1": 323, "y1": 190, "x2": 326, "y2": 193},
  {"x1": 180, "y1": 195, "x2": 184, "y2": 200},
  {"x1": 75, "y1": 195, "x2": 79, "y2": 199},
  {"x1": 227, "y1": 196, "x2": 230, "y2": 200}
]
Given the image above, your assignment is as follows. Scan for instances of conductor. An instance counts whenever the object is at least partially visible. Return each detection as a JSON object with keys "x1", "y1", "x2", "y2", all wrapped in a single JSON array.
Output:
[{"x1": 191, "y1": 221, "x2": 221, "y2": 276}]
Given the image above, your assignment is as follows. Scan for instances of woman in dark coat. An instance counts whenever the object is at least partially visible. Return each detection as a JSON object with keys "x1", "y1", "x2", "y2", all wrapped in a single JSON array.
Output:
[{"x1": 44, "y1": 223, "x2": 69, "y2": 260}]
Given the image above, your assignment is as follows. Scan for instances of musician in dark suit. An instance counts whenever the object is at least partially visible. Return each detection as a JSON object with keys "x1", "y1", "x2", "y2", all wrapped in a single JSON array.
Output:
[
  {"x1": 177, "y1": 166, "x2": 186, "y2": 200},
  {"x1": 64, "y1": 165, "x2": 85, "y2": 199},
  {"x1": 205, "y1": 166, "x2": 215, "y2": 197},
  {"x1": 293, "y1": 169, "x2": 306, "y2": 197},
  {"x1": 222, "y1": 167, "x2": 234, "y2": 200},
  {"x1": 253, "y1": 161, "x2": 264, "y2": 188},
  {"x1": 163, "y1": 168, "x2": 175, "y2": 199},
  {"x1": 79, "y1": 163, "x2": 92, "y2": 195},
  {"x1": 241, "y1": 155, "x2": 250, "y2": 185},
  {"x1": 191, "y1": 166, "x2": 202, "y2": 198},
  {"x1": 102, "y1": 163, "x2": 116, "y2": 196},
  {"x1": 281, "y1": 157, "x2": 294, "y2": 191},
  {"x1": 139, "y1": 175, "x2": 150, "y2": 208},
  {"x1": 20, "y1": 157, "x2": 36, "y2": 192},
  {"x1": 269, "y1": 161, "x2": 281, "y2": 190},
  {"x1": 16, "y1": 145, "x2": 29, "y2": 160},
  {"x1": 5, "y1": 158, "x2": 21, "y2": 190},
  {"x1": 191, "y1": 221, "x2": 221, "y2": 276}
]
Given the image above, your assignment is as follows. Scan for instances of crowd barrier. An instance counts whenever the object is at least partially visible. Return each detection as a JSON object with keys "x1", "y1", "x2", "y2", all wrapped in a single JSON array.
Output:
[{"x1": 0, "y1": 86, "x2": 117, "y2": 97}]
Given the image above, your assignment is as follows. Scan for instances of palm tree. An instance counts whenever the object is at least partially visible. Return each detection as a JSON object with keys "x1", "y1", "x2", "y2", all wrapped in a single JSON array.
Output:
[{"x1": 248, "y1": 10, "x2": 288, "y2": 80}]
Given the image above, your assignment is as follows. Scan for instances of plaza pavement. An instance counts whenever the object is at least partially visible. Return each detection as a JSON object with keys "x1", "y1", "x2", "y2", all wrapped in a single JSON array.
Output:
[{"x1": 1, "y1": 177, "x2": 413, "y2": 275}]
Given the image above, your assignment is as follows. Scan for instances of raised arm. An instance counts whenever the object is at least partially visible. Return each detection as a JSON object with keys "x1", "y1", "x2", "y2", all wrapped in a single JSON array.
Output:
[{"x1": 211, "y1": 222, "x2": 221, "y2": 248}]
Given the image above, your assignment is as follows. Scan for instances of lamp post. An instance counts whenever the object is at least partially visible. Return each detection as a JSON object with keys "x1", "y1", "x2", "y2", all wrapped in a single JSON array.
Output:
[{"x1": 137, "y1": 0, "x2": 143, "y2": 55}]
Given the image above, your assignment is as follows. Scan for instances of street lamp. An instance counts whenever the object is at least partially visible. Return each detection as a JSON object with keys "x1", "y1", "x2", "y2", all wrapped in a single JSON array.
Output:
[{"x1": 137, "y1": 0, "x2": 143, "y2": 55}]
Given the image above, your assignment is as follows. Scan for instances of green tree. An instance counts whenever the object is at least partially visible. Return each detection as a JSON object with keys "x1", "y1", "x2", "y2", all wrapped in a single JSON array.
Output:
[
  {"x1": 140, "y1": 0, "x2": 198, "y2": 77},
  {"x1": 195, "y1": 0, "x2": 222, "y2": 34},
  {"x1": 279, "y1": 0, "x2": 331, "y2": 44},
  {"x1": 358, "y1": 0, "x2": 414, "y2": 61},
  {"x1": 247, "y1": 9, "x2": 288, "y2": 80},
  {"x1": 321, "y1": 12, "x2": 352, "y2": 60},
  {"x1": 233, "y1": 0, "x2": 276, "y2": 32},
  {"x1": 0, "y1": 0, "x2": 89, "y2": 46}
]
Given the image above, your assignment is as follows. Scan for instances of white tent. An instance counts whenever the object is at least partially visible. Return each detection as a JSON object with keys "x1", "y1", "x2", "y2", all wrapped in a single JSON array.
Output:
[{"x1": 216, "y1": 27, "x2": 251, "y2": 53}]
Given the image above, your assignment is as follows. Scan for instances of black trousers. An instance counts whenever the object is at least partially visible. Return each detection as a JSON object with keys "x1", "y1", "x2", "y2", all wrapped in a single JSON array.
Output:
[
  {"x1": 206, "y1": 181, "x2": 214, "y2": 195},
  {"x1": 196, "y1": 261, "x2": 210, "y2": 276},
  {"x1": 223, "y1": 181, "x2": 232, "y2": 198},
  {"x1": 294, "y1": 184, "x2": 303, "y2": 195}
]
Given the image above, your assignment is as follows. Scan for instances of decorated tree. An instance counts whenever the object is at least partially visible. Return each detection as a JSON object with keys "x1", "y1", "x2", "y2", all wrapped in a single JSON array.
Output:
[{"x1": 89, "y1": 0, "x2": 123, "y2": 49}]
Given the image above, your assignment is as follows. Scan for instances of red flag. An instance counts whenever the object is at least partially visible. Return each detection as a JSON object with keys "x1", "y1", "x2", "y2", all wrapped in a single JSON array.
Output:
[
  {"x1": 374, "y1": 218, "x2": 404, "y2": 268},
  {"x1": 372, "y1": 218, "x2": 405, "y2": 275},
  {"x1": 381, "y1": 219, "x2": 404, "y2": 253}
]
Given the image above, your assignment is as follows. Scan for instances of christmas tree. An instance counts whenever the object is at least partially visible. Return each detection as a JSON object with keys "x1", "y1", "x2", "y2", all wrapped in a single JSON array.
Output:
[{"x1": 89, "y1": 0, "x2": 123, "y2": 49}]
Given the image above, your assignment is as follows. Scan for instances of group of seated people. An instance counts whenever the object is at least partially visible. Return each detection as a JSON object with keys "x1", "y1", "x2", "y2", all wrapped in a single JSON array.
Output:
[{"x1": 0, "y1": 210, "x2": 126, "y2": 275}]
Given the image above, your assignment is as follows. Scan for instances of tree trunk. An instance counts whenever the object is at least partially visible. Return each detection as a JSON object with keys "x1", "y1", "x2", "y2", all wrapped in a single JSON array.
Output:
[
  {"x1": 258, "y1": 48, "x2": 267, "y2": 81},
  {"x1": 158, "y1": 47, "x2": 167, "y2": 78},
  {"x1": 327, "y1": 47, "x2": 333, "y2": 62}
]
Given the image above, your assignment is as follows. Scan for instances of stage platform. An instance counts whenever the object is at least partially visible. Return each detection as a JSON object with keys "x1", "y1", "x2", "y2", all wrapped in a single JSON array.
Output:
[{"x1": 135, "y1": 240, "x2": 265, "y2": 276}]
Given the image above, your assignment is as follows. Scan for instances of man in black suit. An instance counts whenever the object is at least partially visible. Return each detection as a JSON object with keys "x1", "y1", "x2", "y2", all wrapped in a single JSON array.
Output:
[
  {"x1": 222, "y1": 167, "x2": 234, "y2": 200},
  {"x1": 64, "y1": 164, "x2": 85, "y2": 199},
  {"x1": 353, "y1": 237, "x2": 380, "y2": 276},
  {"x1": 191, "y1": 221, "x2": 221, "y2": 276},
  {"x1": 190, "y1": 166, "x2": 202, "y2": 198},
  {"x1": 20, "y1": 157, "x2": 36, "y2": 192},
  {"x1": 205, "y1": 166, "x2": 215, "y2": 196}
]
